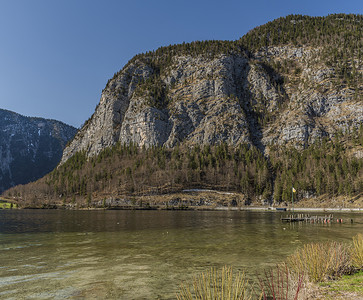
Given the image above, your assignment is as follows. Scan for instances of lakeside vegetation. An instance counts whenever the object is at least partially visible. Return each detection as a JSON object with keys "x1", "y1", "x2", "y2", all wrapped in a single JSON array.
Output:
[
  {"x1": 176, "y1": 234, "x2": 363, "y2": 299},
  {"x1": 0, "y1": 199, "x2": 16, "y2": 209},
  {"x1": 319, "y1": 271, "x2": 363, "y2": 297},
  {"x1": 177, "y1": 266, "x2": 251, "y2": 300},
  {"x1": 4, "y1": 127, "x2": 362, "y2": 208}
]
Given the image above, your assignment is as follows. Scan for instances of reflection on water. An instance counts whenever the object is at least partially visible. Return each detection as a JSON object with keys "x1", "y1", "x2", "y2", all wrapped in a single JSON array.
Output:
[{"x1": 0, "y1": 210, "x2": 362, "y2": 299}]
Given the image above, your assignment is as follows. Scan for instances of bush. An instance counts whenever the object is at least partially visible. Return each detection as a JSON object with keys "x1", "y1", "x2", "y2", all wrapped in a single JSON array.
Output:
[
  {"x1": 287, "y1": 241, "x2": 351, "y2": 283},
  {"x1": 257, "y1": 264, "x2": 304, "y2": 300},
  {"x1": 176, "y1": 266, "x2": 251, "y2": 300},
  {"x1": 351, "y1": 233, "x2": 363, "y2": 269}
]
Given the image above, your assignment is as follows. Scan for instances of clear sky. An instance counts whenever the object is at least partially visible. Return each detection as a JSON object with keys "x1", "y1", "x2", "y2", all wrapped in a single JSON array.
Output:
[{"x1": 0, "y1": 0, "x2": 361, "y2": 128}]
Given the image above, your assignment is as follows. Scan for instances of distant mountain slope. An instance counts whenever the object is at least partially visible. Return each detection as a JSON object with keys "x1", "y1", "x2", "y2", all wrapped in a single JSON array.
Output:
[{"x1": 0, "y1": 109, "x2": 77, "y2": 192}]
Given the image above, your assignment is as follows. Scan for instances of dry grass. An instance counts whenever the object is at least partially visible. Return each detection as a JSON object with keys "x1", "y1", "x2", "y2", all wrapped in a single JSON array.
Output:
[
  {"x1": 295, "y1": 194, "x2": 363, "y2": 208},
  {"x1": 176, "y1": 266, "x2": 251, "y2": 300},
  {"x1": 351, "y1": 233, "x2": 363, "y2": 269},
  {"x1": 177, "y1": 235, "x2": 363, "y2": 299},
  {"x1": 287, "y1": 241, "x2": 351, "y2": 283}
]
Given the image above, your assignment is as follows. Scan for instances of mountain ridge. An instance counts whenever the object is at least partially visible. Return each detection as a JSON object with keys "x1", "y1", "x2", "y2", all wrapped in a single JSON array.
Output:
[{"x1": 0, "y1": 108, "x2": 77, "y2": 192}]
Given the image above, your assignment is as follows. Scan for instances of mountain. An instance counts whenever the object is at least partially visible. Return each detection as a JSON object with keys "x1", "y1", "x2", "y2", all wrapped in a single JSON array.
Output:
[
  {"x1": 61, "y1": 14, "x2": 362, "y2": 164},
  {"x1": 0, "y1": 109, "x2": 77, "y2": 192},
  {"x1": 4, "y1": 14, "x2": 362, "y2": 208}
]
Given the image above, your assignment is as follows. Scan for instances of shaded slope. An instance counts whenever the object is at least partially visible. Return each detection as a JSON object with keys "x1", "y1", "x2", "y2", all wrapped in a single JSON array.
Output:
[{"x1": 0, "y1": 109, "x2": 77, "y2": 192}]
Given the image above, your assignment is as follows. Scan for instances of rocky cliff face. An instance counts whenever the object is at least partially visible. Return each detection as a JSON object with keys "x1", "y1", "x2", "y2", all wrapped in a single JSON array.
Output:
[
  {"x1": 0, "y1": 109, "x2": 77, "y2": 192},
  {"x1": 61, "y1": 15, "x2": 362, "y2": 164},
  {"x1": 258, "y1": 46, "x2": 362, "y2": 148}
]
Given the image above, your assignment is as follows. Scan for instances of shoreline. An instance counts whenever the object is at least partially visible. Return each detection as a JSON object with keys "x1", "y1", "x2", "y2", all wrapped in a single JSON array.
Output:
[
  {"x1": 2, "y1": 193, "x2": 362, "y2": 213},
  {"x1": 218, "y1": 206, "x2": 363, "y2": 212},
  {"x1": 3, "y1": 205, "x2": 362, "y2": 213}
]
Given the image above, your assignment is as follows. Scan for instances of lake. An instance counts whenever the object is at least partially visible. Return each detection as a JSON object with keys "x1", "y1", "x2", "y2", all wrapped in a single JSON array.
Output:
[{"x1": 0, "y1": 209, "x2": 362, "y2": 299}]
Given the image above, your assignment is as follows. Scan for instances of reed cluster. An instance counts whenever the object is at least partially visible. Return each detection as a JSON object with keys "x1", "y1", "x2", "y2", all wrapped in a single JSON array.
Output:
[
  {"x1": 287, "y1": 241, "x2": 351, "y2": 282},
  {"x1": 177, "y1": 266, "x2": 251, "y2": 300},
  {"x1": 287, "y1": 234, "x2": 363, "y2": 283},
  {"x1": 176, "y1": 265, "x2": 303, "y2": 300},
  {"x1": 351, "y1": 233, "x2": 363, "y2": 269}
]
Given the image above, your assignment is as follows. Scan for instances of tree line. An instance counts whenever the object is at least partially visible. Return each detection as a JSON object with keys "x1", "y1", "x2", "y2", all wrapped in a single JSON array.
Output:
[{"x1": 6, "y1": 125, "x2": 362, "y2": 207}]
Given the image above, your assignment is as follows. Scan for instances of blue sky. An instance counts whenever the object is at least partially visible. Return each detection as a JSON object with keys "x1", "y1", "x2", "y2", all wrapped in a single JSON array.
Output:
[{"x1": 0, "y1": 0, "x2": 361, "y2": 127}]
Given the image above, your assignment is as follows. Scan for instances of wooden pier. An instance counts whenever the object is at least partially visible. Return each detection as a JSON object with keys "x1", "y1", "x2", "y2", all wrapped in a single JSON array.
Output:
[{"x1": 281, "y1": 214, "x2": 341, "y2": 223}]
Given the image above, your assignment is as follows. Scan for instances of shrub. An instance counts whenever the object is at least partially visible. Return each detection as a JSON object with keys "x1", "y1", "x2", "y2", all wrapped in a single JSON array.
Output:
[
  {"x1": 287, "y1": 241, "x2": 351, "y2": 283},
  {"x1": 351, "y1": 233, "x2": 363, "y2": 269},
  {"x1": 257, "y1": 264, "x2": 304, "y2": 300},
  {"x1": 176, "y1": 266, "x2": 251, "y2": 300},
  {"x1": 177, "y1": 235, "x2": 363, "y2": 300}
]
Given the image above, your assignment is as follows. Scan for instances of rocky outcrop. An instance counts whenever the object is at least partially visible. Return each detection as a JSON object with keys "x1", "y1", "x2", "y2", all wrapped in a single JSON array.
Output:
[
  {"x1": 61, "y1": 53, "x2": 279, "y2": 162},
  {"x1": 0, "y1": 109, "x2": 77, "y2": 192}
]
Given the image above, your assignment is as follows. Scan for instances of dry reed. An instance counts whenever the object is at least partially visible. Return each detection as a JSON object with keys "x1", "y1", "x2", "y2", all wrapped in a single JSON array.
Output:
[
  {"x1": 177, "y1": 235, "x2": 363, "y2": 299},
  {"x1": 176, "y1": 266, "x2": 251, "y2": 300},
  {"x1": 287, "y1": 241, "x2": 351, "y2": 282},
  {"x1": 351, "y1": 233, "x2": 363, "y2": 269}
]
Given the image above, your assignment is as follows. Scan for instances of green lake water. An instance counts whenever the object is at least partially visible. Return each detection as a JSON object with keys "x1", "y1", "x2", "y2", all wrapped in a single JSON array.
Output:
[{"x1": 0, "y1": 209, "x2": 362, "y2": 299}]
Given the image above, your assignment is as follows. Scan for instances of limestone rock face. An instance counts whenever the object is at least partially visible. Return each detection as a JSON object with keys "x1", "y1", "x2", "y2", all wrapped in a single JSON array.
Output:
[
  {"x1": 61, "y1": 45, "x2": 362, "y2": 163},
  {"x1": 259, "y1": 46, "x2": 362, "y2": 147},
  {"x1": 0, "y1": 109, "x2": 76, "y2": 192}
]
